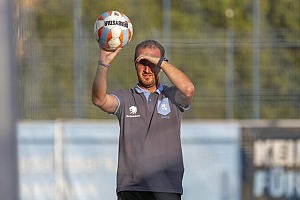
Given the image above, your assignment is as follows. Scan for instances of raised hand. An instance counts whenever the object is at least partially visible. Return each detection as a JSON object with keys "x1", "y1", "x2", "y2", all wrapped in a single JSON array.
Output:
[{"x1": 99, "y1": 47, "x2": 122, "y2": 66}]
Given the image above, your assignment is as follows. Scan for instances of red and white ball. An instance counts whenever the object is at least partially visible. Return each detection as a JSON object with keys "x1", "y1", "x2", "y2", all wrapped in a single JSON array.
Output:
[{"x1": 94, "y1": 11, "x2": 133, "y2": 51}]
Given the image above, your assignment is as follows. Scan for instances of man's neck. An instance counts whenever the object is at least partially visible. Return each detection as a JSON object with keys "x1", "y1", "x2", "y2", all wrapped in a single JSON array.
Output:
[{"x1": 138, "y1": 84, "x2": 158, "y2": 93}]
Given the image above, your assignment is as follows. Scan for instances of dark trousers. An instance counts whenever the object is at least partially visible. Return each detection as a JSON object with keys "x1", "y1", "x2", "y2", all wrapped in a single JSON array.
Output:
[{"x1": 118, "y1": 191, "x2": 181, "y2": 200}]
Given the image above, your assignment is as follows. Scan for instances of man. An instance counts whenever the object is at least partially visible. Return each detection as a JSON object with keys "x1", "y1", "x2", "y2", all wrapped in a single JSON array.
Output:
[{"x1": 92, "y1": 40, "x2": 195, "y2": 200}]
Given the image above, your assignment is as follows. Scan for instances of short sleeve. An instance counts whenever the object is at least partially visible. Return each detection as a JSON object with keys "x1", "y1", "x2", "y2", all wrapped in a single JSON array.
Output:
[{"x1": 162, "y1": 85, "x2": 191, "y2": 112}]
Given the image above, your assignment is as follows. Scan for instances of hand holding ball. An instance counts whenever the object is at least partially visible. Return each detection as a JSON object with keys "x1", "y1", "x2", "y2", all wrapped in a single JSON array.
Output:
[{"x1": 94, "y1": 11, "x2": 133, "y2": 51}]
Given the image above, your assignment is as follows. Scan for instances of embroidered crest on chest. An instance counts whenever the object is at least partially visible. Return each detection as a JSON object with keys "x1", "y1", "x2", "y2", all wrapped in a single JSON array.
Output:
[{"x1": 157, "y1": 98, "x2": 171, "y2": 116}]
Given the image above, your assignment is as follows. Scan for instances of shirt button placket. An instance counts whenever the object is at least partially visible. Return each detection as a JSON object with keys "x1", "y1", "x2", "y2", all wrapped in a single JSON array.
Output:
[{"x1": 148, "y1": 95, "x2": 156, "y2": 111}]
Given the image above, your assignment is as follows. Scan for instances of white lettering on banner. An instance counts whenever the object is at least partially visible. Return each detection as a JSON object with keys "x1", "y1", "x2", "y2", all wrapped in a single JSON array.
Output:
[
  {"x1": 253, "y1": 139, "x2": 298, "y2": 167},
  {"x1": 252, "y1": 139, "x2": 300, "y2": 198},
  {"x1": 253, "y1": 168, "x2": 300, "y2": 198},
  {"x1": 253, "y1": 170, "x2": 267, "y2": 197}
]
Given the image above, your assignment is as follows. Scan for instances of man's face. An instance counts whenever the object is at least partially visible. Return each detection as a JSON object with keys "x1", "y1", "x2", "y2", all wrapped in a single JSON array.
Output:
[{"x1": 135, "y1": 47, "x2": 161, "y2": 90}]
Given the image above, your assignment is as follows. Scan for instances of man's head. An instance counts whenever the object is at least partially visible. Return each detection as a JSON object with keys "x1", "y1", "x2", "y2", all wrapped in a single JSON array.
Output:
[
  {"x1": 134, "y1": 40, "x2": 165, "y2": 62},
  {"x1": 134, "y1": 40, "x2": 165, "y2": 91}
]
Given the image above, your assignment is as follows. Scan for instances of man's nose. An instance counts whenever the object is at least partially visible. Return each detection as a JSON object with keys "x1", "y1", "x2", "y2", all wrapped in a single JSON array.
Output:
[{"x1": 144, "y1": 65, "x2": 152, "y2": 72}]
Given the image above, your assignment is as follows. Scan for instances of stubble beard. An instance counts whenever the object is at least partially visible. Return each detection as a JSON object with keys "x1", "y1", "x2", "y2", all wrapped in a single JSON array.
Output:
[{"x1": 138, "y1": 74, "x2": 159, "y2": 89}]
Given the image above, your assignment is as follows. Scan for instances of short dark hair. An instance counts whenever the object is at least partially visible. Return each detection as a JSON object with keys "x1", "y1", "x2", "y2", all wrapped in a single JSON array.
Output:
[{"x1": 134, "y1": 40, "x2": 165, "y2": 61}]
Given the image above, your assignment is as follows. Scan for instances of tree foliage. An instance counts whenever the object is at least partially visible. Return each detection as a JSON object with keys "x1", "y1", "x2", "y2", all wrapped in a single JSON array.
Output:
[{"x1": 18, "y1": 0, "x2": 300, "y2": 119}]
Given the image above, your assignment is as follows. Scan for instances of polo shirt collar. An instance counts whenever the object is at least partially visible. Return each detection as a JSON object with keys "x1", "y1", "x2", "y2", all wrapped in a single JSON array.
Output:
[{"x1": 135, "y1": 84, "x2": 164, "y2": 94}]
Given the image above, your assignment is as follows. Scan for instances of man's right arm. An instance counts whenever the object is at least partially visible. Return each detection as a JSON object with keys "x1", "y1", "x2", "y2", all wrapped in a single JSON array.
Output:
[{"x1": 92, "y1": 48, "x2": 121, "y2": 114}]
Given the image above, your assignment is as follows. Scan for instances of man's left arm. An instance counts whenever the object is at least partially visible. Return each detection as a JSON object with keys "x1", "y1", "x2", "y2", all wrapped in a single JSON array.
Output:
[
  {"x1": 135, "y1": 54, "x2": 195, "y2": 107},
  {"x1": 160, "y1": 60, "x2": 195, "y2": 107}
]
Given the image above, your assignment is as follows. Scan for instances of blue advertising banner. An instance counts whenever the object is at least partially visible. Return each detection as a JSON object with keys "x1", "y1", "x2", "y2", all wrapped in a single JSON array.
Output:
[{"x1": 18, "y1": 120, "x2": 240, "y2": 200}]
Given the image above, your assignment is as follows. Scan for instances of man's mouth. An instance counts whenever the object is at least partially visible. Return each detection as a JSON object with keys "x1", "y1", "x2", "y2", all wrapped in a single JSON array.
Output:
[{"x1": 142, "y1": 73, "x2": 152, "y2": 78}]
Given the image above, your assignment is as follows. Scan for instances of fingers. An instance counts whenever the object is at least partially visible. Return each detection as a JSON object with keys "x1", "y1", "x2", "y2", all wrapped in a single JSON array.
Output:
[
  {"x1": 100, "y1": 47, "x2": 122, "y2": 65},
  {"x1": 100, "y1": 47, "x2": 122, "y2": 56},
  {"x1": 135, "y1": 54, "x2": 160, "y2": 65},
  {"x1": 113, "y1": 47, "x2": 122, "y2": 55}
]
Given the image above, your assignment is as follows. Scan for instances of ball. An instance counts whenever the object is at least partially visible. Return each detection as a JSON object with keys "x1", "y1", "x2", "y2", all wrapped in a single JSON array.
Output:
[{"x1": 94, "y1": 11, "x2": 133, "y2": 51}]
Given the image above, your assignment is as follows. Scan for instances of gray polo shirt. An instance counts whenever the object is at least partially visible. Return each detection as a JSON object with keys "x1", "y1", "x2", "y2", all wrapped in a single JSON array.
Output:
[{"x1": 111, "y1": 84, "x2": 188, "y2": 195}]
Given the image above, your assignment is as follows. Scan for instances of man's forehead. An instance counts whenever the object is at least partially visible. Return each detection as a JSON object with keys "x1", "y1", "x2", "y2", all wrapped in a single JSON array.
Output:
[{"x1": 138, "y1": 46, "x2": 161, "y2": 56}]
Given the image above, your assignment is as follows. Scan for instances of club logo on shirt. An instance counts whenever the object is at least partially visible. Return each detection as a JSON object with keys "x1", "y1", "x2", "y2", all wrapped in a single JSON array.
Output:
[
  {"x1": 126, "y1": 106, "x2": 140, "y2": 118},
  {"x1": 161, "y1": 103, "x2": 168, "y2": 111},
  {"x1": 129, "y1": 106, "x2": 137, "y2": 114},
  {"x1": 157, "y1": 98, "x2": 171, "y2": 117}
]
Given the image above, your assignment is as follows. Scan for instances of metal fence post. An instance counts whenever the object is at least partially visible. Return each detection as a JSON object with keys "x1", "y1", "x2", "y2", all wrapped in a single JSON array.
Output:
[
  {"x1": 54, "y1": 120, "x2": 63, "y2": 200},
  {"x1": 0, "y1": 0, "x2": 19, "y2": 199},
  {"x1": 253, "y1": 0, "x2": 260, "y2": 119}
]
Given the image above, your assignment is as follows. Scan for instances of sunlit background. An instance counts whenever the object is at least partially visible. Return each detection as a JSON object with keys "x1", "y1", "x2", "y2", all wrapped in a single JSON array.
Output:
[
  {"x1": 6, "y1": 0, "x2": 300, "y2": 199},
  {"x1": 16, "y1": 0, "x2": 299, "y2": 120}
]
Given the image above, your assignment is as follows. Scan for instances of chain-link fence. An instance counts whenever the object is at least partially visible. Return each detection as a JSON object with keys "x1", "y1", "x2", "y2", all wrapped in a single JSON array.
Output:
[{"x1": 15, "y1": 0, "x2": 300, "y2": 119}]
